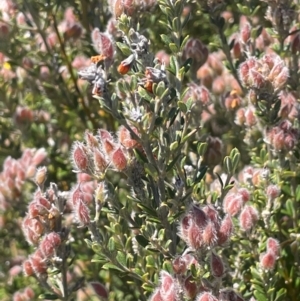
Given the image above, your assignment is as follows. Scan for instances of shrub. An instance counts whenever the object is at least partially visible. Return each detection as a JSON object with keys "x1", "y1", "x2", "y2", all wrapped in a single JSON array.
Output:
[{"x1": 1, "y1": 0, "x2": 300, "y2": 300}]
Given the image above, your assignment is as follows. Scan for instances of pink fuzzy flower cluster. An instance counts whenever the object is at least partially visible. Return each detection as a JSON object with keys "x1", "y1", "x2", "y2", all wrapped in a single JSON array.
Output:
[
  {"x1": 265, "y1": 119, "x2": 299, "y2": 152},
  {"x1": 0, "y1": 148, "x2": 47, "y2": 211},
  {"x1": 178, "y1": 204, "x2": 233, "y2": 250},
  {"x1": 149, "y1": 268, "x2": 246, "y2": 301},
  {"x1": 71, "y1": 127, "x2": 140, "y2": 176},
  {"x1": 21, "y1": 181, "x2": 65, "y2": 279},
  {"x1": 260, "y1": 237, "x2": 280, "y2": 270},
  {"x1": 223, "y1": 188, "x2": 259, "y2": 231},
  {"x1": 108, "y1": 0, "x2": 157, "y2": 19},
  {"x1": 13, "y1": 287, "x2": 35, "y2": 301},
  {"x1": 239, "y1": 54, "x2": 289, "y2": 92}
]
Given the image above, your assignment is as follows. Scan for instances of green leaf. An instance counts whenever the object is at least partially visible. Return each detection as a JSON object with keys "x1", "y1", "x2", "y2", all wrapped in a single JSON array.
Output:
[
  {"x1": 107, "y1": 237, "x2": 115, "y2": 252},
  {"x1": 168, "y1": 107, "x2": 179, "y2": 127},
  {"x1": 180, "y1": 156, "x2": 186, "y2": 169},
  {"x1": 253, "y1": 291, "x2": 268, "y2": 301},
  {"x1": 166, "y1": 153, "x2": 181, "y2": 172},
  {"x1": 232, "y1": 152, "x2": 240, "y2": 172},
  {"x1": 169, "y1": 55, "x2": 177, "y2": 75},
  {"x1": 144, "y1": 163, "x2": 158, "y2": 178},
  {"x1": 137, "y1": 202, "x2": 158, "y2": 217},
  {"x1": 251, "y1": 25, "x2": 263, "y2": 39},
  {"x1": 135, "y1": 235, "x2": 149, "y2": 247},
  {"x1": 185, "y1": 97, "x2": 193, "y2": 111},
  {"x1": 236, "y1": 3, "x2": 251, "y2": 15},
  {"x1": 133, "y1": 148, "x2": 148, "y2": 163},
  {"x1": 155, "y1": 81, "x2": 166, "y2": 97},
  {"x1": 155, "y1": 116, "x2": 163, "y2": 126},
  {"x1": 295, "y1": 185, "x2": 300, "y2": 202},
  {"x1": 162, "y1": 260, "x2": 173, "y2": 273},
  {"x1": 159, "y1": 5, "x2": 172, "y2": 17},
  {"x1": 194, "y1": 166, "x2": 208, "y2": 183},
  {"x1": 116, "y1": 42, "x2": 132, "y2": 56},
  {"x1": 146, "y1": 255, "x2": 156, "y2": 268},
  {"x1": 181, "y1": 13, "x2": 190, "y2": 30},
  {"x1": 169, "y1": 42, "x2": 179, "y2": 54},
  {"x1": 215, "y1": 173, "x2": 223, "y2": 187},
  {"x1": 250, "y1": 266, "x2": 263, "y2": 281},
  {"x1": 39, "y1": 294, "x2": 58, "y2": 300},
  {"x1": 251, "y1": 279, "x2": 265, "y2": 288},
  {"x1": 281, "y1": 171, "x2": 296, "y2": 178},
  {"x1": 172, "y1": 17, "x2": 180, "y2": 33},
  {"x1": 170, "y1": 141, "x2": 178, "y2": 151},
  {"x1": 130, "y1": 75, "x2": 137, "y2": 90},
  {"x1": 224, "y1": 156, "x2": 233, "y2": 174},
  {"x1": 181, "y1": 128, "x2": 197, "y2": 144},
  {"x1": 138, "y1": 86, "x2": 152, "y2": 102},
  {"x1": 177, "y1": 101, "x2": 187, "y2": 113},
  {"x1": 182, "y1": 58, "x2": 193, "y2": 73},
  {"x1": 161, "y1": 34, "x2": 172, "y2": 46},
  {"x1": 224, "y1": 183, "x2": 234, "y2": 192},
  {"x1": 91, "y1": 242, "x2": 102, "y2": 253},
  {"x1": 229, "y1": 148, "x2": 239, "y2": 161},
  {"x1": 274, "y1": 288, "x2": 287, "y2": 301},
  {"x1": 116, "y1": 251, "x2": 127, "y2": 267},
  {"x1": 84, "y1": 239, "x2": 93, "y2": 248},
  {"x1": 197, "y1": 142, "x2": 208, "y2": 156},
  {"x1": 102, "y1": 262, "x2": 124, "y2": 272},
  {"x1": 91, "y1": 256, "x2": 108, "y2": 264},
  {"x1": 285, "y1": 199, "x2": 295, "y2": 217}
]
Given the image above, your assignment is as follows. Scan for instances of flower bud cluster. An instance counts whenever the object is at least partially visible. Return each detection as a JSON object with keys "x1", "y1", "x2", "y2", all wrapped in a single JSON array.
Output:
[
  {"x1": 234, "y1": 105, "x2": 257, "y2": 127},
  {"x1": 149, "y1": 271, "x2": 179, "y2": 301},
  {"x1": 239, "y1": 54, "x2": 289, "y2": 92},
  {"x1": 184, "y1": 83, "x2": 211, "y2": 107},
  {"x1": 13, "y1": 287, "x2": 35, "y2": 301},
  {"x1": 108, "y1": 0, "x2": 157, "y2": 19},
  {"x1": 265, "y1": 119, "x2": 299, "y2": 152},
  {"x1": 69, "y1": 183, "x2": 92, "y2": 227},
  {"x1": 22, "y1": 198, "x2": 62, "y2": 277},
  {"x1": 71, "y1": 127, "x2": 140, "y2": 175},
  {"x1": 278, "y1": 91, "x2": 299, "y2": 121},
  {"x1": 239, "y1": 166, "x2": 269, "y2": 187},
  {"x1": 58, "y1": 7, "x2": 83, "y2": 41},
  {"x1": 198, "y1": 53, "x2": 242, "y2": 96},
  {"x1": 229, "y1": 17, "x2": 272, "y2": 58},
  {"x1": 91, "y1": 28, "x2": 115, "y2": 68},
  {"x1": 178, "y1": 204, "x2": 234, "y2": 249},
  {"x1": 0, "y1": 148, "x2": 47, "y2": 211},
  {"x1": 22, "y1": 184, "x2": 64, "y2": 279},
  {"x1": 22, "y1": 184, "x2": 62, "y2": 242},
  {"x1": 223, "y1": 188, "x2": 259, "y2": 231},
  {"x1": 182, "y1": 38, "x2": 208, "y2": 69},
  {"x1": 260, "y1": 237, "x2": 280, "y2": 270},
  {"x1": 266, "y1": 184, "x2": 280, "y2": 200},
  {"x1": 229, "y1": 18, "x2": 252, "y2": 61},
  {"x1": 172, "y1": 254, "x2": 207, "y2": 299},
  {"x1": 150, "y1": 252, "x2": 227, "y2": 300},
  {"x1": 223, "y1": 90, "x2": 242, "y2": 111}
]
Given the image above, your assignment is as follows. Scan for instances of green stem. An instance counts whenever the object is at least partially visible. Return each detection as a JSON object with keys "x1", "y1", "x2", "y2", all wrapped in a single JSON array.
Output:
[
  {"x1": 217, "y1": 26, "x2": 245, "y2": 95},
  {"x1": 50, "y1": 13, "x2": 98, "y2": 129}
]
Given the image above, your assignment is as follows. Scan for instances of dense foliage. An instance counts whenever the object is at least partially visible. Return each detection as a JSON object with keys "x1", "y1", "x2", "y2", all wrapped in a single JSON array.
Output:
[{"x1": 0, "y1": 0, "x2": 300, "y2": 300}]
